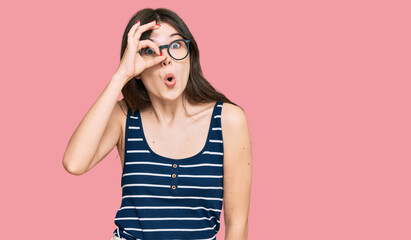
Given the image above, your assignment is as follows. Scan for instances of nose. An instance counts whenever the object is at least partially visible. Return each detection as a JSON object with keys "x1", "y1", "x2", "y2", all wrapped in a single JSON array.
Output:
[{"x1": 161, "y1": 49, "x2": 172, "y2": 66}]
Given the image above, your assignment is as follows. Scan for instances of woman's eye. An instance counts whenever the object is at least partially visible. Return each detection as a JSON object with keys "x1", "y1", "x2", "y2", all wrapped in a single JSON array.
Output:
[
  {"x1": 144, "y1": 48, "x2": 155, "y2": 54},
  {"x1": 171, "y1": 42, "x2": 181, "y2": 49}
]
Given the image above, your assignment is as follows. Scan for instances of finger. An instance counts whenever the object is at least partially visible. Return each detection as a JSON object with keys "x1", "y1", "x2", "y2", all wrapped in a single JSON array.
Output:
[
  {"x1": 133, "y1": 20, "x2": 160, "y2": 40},
  {"x1": 145, "y1": 56, "x2": 168, "y2": 68},
  {"x1": 127, "y1": 20, "x2": 141, "y2": 40},
  {"x1": 134, "y1": 23, "x2": 161, "y2": 47},
  {"x1": 138, "y1": 40, "x2": 162, "y2": 56},
  {"x1": 133, "y1": 20, "x2": 157, "y2": 38}
]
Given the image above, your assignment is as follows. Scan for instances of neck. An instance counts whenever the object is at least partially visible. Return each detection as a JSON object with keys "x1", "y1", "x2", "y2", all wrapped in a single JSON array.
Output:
[{"x1": 147, "y1": 95, "x2": 189, "y2": 127}]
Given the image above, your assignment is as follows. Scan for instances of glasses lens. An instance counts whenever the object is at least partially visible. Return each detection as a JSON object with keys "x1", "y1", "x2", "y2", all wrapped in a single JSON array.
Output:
[{"x1": 169, "y1": 40, "x2": 188, "y2": 60}]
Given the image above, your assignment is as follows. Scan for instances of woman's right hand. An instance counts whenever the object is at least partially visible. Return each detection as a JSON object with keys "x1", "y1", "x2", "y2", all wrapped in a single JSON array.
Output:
[{"x1": 114, "y1": 20, "x2": 166, "y2": 83}]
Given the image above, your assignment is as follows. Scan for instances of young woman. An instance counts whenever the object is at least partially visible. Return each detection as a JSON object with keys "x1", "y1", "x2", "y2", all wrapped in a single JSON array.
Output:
[{"x1": 63, "y1": 8, "x2": 252, "y2": 240}]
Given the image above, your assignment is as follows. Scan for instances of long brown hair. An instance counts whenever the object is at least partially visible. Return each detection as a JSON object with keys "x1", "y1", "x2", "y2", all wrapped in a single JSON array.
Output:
[{"x1": 120, "y1": 8, "x2": 240, "y2": 116}]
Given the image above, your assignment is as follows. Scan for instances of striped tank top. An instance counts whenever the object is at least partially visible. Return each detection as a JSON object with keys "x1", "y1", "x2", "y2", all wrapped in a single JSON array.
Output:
[{"x1": 112, "y1": 101, "x2": 224, "y2": 240}]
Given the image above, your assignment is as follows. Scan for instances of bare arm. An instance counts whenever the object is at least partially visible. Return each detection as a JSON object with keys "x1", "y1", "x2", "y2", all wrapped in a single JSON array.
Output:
[
  {"x1": 221, "y1": 103, "x2": 253, "y2": 240},
  {"x1": 62, "y1": 20, "x2": 166, "y2": 175},
  {"x1": 62, "y1": 75, "x2": 126, "y2": 175}
]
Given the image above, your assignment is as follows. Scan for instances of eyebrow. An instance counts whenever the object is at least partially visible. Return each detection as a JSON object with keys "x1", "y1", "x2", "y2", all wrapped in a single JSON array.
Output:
[{"x1": 148, "y1": 33, "x2": 184, "y2": 42}]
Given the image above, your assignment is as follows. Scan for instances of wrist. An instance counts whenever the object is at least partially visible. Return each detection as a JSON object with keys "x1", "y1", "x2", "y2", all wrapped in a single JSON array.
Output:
[
  {"x1": 111, "y1": 73, "x2": 129, "y2": 85},
  {"x1": 109, "y1": 74, "x2": 129, "y2": 92}
]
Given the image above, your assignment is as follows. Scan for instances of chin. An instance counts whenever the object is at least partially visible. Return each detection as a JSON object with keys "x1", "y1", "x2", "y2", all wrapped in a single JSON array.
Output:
[{"x1": 159, "y1": 90, "x2": 184, "y2": 101}]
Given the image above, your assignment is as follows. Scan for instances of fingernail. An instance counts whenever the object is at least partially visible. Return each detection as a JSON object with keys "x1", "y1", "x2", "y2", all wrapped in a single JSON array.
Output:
[
  {"x1": 136, "y1": 20, "x2": 140, "y2": 24},
  {"x1": 160, "y1": 51, "x2": 162, "y2": 56},
  {"x1": 151, "y1": 20, "x2": 156, "y2": 23},
  {"x1": 155, "y1": 24, "x2": 161, "y2": 27}
]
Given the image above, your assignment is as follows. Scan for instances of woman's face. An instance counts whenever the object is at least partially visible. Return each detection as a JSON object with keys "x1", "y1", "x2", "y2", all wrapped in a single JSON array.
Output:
[{"x1": 139, "y1": 22, "x2": 190, "y2": 102}]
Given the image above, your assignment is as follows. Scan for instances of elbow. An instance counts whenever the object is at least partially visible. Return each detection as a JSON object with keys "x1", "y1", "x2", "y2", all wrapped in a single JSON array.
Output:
[
  {"x1": 225, "y1": 222, "x2": 248, "y2": 240},
  {"x1": 62, "y1": 158, "x2": 86, "y2": 176}
]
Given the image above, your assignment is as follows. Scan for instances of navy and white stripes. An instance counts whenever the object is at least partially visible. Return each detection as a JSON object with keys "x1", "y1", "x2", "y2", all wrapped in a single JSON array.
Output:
[{"x1": 113, "y1": 101, "x2": 224, "y2": 240}]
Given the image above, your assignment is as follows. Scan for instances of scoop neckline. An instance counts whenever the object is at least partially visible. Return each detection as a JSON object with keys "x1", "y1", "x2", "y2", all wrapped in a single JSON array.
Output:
[{"x1": 136, "y1": 101, "x2": 218, "y2": 162}]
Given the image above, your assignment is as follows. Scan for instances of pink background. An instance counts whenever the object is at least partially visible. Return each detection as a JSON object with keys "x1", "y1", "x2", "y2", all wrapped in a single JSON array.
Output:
[{"x1": 1, "y1": 0, "x2": 410, "y2": 239}]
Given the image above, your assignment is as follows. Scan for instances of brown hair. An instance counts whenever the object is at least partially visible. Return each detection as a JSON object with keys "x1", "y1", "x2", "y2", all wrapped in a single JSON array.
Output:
[{"x1": 119, "y1": 8, "x2": 241, "y2": 115}]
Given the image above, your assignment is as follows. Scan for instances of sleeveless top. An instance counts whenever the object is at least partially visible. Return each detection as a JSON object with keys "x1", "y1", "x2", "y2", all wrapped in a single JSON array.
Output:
[{"x1": 112, "y1": 101, "x2": 224, "y2": 240}]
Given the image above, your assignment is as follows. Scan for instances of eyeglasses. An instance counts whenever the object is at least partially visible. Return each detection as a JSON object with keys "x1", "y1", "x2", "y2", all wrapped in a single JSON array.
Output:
[{"x1": 139, "y1": 39, "x2": 191, "y2": 61}]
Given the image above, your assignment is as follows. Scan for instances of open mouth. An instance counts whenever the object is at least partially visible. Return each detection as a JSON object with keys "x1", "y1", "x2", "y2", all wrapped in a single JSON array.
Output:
[
  {"x1": 164, "y1": 73, "x2": 176, "y2": 87},
  {"x1": 164, "y1": 73, "x2": 175, "y2": 81}
]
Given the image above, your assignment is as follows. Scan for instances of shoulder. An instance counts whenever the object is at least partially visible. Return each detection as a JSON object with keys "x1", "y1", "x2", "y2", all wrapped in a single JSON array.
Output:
[
  {"x1": 220, "y1": 102, "x2": 250, "y2": 146},
  {"x1": 220, "y1": 102, "x2": 252, "y2": 165},
  {"x1": 221, "y1": 102, "x2": 248, "y2": 131}
]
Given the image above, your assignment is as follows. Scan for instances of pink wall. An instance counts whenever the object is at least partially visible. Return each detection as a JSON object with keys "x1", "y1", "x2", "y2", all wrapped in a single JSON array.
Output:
[{"x1": 1, "y1": 0, "x2": 410, "y2": 239}]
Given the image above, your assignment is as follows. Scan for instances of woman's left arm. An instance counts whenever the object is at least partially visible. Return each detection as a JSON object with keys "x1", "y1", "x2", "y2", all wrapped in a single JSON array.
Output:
[{"x1": 221, "y1": 103, "x2": 253, "y2": 240}]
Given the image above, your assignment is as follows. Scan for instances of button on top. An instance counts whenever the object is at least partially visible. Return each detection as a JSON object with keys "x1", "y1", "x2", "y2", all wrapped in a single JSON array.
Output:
[
  {"x1": 172, "y1": 174, "x2": 176, "y2": 178},
  {"x1": 171, "y1": 185, "x2": 176, "y2": 190},
  {"x1": 173, "y1": 164, "x2": 178, "y2": 168}
]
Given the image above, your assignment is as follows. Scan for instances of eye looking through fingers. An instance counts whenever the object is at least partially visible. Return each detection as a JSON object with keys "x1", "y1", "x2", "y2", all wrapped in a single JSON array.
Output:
[{"x1": 138, "y1": 40, "x2": 161, "y2": 56}]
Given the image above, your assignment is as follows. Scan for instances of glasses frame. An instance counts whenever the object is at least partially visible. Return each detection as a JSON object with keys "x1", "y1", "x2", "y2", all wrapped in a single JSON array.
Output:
[{"x1": 139, "y1": 39, "x2": 191, "y2": 61}]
